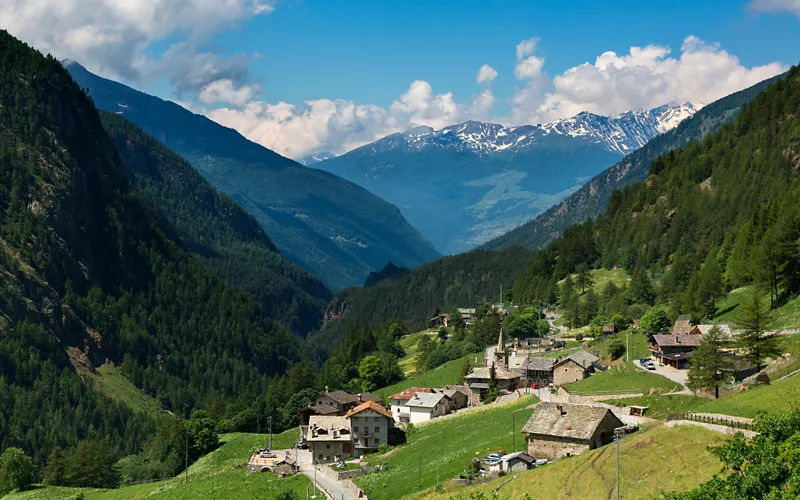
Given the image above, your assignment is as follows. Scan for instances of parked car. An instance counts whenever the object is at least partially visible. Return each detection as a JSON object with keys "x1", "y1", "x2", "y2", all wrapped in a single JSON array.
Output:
[
  {"x1": 639, "y1": 357, "x2": 649, "y2": 364},
  {"x1": 644, "y1": 361, "x2": 656, "y2": 370},
  {"x1": 259, "y1": 450, "x2": 277, "y2": 458},
  {"x1": 296, "y1": 441, "x2": 309, "y2": 450},
  {"x1": 487, "y1": 453, "x2": 502, "y2": 462}
]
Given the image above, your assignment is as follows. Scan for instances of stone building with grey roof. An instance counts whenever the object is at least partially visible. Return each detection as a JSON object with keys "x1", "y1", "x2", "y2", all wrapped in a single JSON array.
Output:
[{"x1": 522, "y1": 402, "x2": 623, "y2": 461}]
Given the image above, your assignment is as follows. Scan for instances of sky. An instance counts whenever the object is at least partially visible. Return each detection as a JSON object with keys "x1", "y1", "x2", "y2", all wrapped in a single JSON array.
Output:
[{"x1": 2, "y1": 0, "x2": 799, "y2": 160}]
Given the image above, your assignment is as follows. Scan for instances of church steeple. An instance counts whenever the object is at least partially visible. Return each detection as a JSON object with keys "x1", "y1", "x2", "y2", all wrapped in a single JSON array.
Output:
[
  {"x1": 497, "y1": 324, "x2": 505, "y2": 352},
  {"x1": 494, "y1": 324, "x2": 508, "y2": 370}
]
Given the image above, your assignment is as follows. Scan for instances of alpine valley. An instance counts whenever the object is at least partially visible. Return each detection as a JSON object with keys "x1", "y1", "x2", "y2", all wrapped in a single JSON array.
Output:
[{"x1": 315, "y1": 102, "x2": 699, "y2": 254}]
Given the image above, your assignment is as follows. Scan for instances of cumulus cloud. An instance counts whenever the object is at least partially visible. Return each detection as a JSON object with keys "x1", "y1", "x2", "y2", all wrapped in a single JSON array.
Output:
[
  {"x1": 748, "y1": 0, "x2": 800, "y2": 16},
  {"x1": 0, "y1": 0, "x2": 274, "y2": 85},
  {"x1": 516, "y1": 37, "x2": 540, "y2": 60},
  {"x1": 515, "y1": 35, "x2": 787, "y2": 123},
  {"x1": 476, "y1": 64, "x2": 498, "y2": 84},
  {"x1": 199, "y1": 79, "x2": 261, "y2": 107}
]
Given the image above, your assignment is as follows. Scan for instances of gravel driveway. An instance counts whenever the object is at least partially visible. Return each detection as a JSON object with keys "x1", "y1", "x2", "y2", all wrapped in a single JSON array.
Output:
[{"x1": 635, "y1": 359, "x2": 692, "y2": 394}]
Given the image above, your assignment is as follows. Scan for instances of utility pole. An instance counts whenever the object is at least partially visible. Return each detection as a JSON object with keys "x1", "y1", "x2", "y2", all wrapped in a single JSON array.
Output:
[
  {"x1": 615, "y1": 430, "x2": 621, "y2": 500},
  {"x1": 418, "y1": 452, "x2": 422, "y2": 490},
  {"x1": 626, "y1": 330, "x2": 630, "y2": 363},
  {"x1": 269, "y1": 415, "x2": 273, "y2": 451},
  {"x1": 512, "y1": 412, "x2": 515, "y2": 451}
]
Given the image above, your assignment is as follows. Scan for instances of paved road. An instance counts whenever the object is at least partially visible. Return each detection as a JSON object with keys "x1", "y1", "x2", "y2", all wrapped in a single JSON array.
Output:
[
  {"x1": 634, "y1": 359, "x2": 691, "y2": 394},
  {"x1": 291, "y1": 449, "x2": 357, "y2": 500}
]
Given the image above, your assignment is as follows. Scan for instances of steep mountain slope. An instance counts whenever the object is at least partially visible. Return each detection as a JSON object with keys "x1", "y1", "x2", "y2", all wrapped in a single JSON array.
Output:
[
  {"x1": 314, "y1": 104, "x2": 697, "y2": 254},
  {"x1": 307, "y1": 245, "x2": 535, "y2": 359},
  {"x1": 513, "y1": 64, "x2": 800, "y2": 320},
  {"x1": 66, "y1": 62, "x2": 440, "y2": 290},
  {"x1": 100, "y1": 112, "x2": 331, "y2": 336},
  {"x1": 0, "y1": 31, "x2": 298, "y2": 465},
  {"x1": 485, "y1": 74, "x2": 784, "y2": 252}
]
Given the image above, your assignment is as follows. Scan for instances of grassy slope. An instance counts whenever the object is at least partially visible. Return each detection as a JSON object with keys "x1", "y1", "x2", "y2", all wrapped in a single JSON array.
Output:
[
  {"x1": 375, "y1": 350, "x2": 485, "y2": 400},
  {"x1": 419, "y1": 424, "x2": 728, "y2": 500},
  {"x1": 557, "y1": 268, "x2": 631, "y2": 295},
  {"x1": 398, "y1": 332, "x2": 438, "y2": 376},
  {"x1": 7, "y1": 431, "x2": 305, "y2": 500},
  {"x1": 85, "y1": 364, "x2": 164, "y2": 416},
  {"x1": 714, "y1": 285, "x2": 800, "y2": 330},
  {"x1": 566, "y1": 333, "x2": 680, "y2": 395},
  {"x1": 355, "y1": 396, "x2": 538, "y2": 500}
]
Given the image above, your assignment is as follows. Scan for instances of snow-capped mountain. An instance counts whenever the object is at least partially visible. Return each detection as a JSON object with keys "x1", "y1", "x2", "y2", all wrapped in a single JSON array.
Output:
[
  {"x1": 314, "y1": 102, "x2": 699, "y2": 255},
  {"x1": 364, "y1": 102, "x2": 701, "y2": 157},
  {"x1": 300, "y1": 152, "x2": 335, "y2": 166}
]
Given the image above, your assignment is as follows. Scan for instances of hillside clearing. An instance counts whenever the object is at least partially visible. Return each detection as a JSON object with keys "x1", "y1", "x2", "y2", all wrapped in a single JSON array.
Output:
[
  {"x1": 566, "y1": 361, "x2": 681, "y2": 395},
  {"x1": 356, "y1": 396, "x2": 538, "y2": 499},
  {"x1": 375, "y1": 350, "x2": 485, "y2": 400},
  {"x1": 418, "y1": 423, "x2": 728, "y2": 499},
  {"x1": 84, "y1": 364, "x2": 164, "y2": 417},
  {"x1": 5, "y1": 431, "x2": 305, "y2": 500}
]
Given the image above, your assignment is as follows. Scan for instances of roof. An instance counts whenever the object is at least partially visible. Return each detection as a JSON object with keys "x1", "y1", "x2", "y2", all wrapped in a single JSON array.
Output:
[
  {"x1": 307, "y1": 416, "x2": 351, "y2": 442},
  {"x1": 469, "y1": 382, "x2": 490, "y2": 389},
  {"x1": 650, "y1": 334, "x2": 703, "y2": 348},
  {"x1": 443, "y1": 385, "x2": 469, "y2": 398},
  {"x1": 692, "y1": 324, "x2": 734, "y2": 338},
  {"x1": 672, "y1": 319, "x2": 694, "y2": 335},
  {"x1": 457, "y1": 308, "x2": 476, "y2": 315},
  {"x1": 357, "y1": 392, "x2": 381, "y2": 403},
  {"x1": 524, "y1": 357, "x2": 557, "y2": 372},
  {"x1": 405, "y1": 392, "x2": 448, "y2": 409},
  {"x1": 389, "y1": 387, "x2": 435, "y2": 401},
  {"x1": 501, "y1": 451, "x2": 536, "y2": 464},
  {"x1": 661, "y1": 351, "x2": 694, "y2": 361},
  {"x1": 465, "y1": 365, "x2": 522, "y2": 381},
  {"x1": 345, "y1": 400, "x2": 392, "y2": 419},
  {"x1": 522, "y1": 402, "x2": 623, "y2": 441},
  {"x1": 568, "y1": 350, "x2": 600, "y2": 368},
  {"x1": 300, "y1": 403, "x2": 340, "y2": 415},
  {"x1": 323, "y1": 390, "x2": 359, "y2": 405}
]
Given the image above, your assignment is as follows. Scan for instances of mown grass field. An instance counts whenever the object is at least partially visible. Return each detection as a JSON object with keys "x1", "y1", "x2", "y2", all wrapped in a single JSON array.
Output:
[
  {"x1": 375, "y1": 350, "x2": 485, "y2": 400},
  {"x1": 417, "y1": 424, "x2": 728, "y2": 500},
  {"x1": 566, "y1": 361, "x2": 681, "y2": 395},
  {"x1": 6, "y1": 431, "x2": 306, "y2": 500},
  {"x1": 355, "y1": 396, "x2": 538, "y2": 499},
  {"x1": 398, "y1": 331, "x2": 438, "y2": 376}
]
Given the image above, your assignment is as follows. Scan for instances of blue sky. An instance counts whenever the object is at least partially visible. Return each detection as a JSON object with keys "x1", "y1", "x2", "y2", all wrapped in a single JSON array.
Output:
[
  {"x1": 229, "y1": 0, "x2": 800, "y2": 109},
  {"x1": 4, "y1": 0, "x2": 799, "y2": 159}
]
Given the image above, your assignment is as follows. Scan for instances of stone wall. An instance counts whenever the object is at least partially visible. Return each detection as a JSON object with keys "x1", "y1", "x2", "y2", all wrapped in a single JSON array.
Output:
[{"x1": 527, "y1": 435, "x2": 591, "y2": 461}]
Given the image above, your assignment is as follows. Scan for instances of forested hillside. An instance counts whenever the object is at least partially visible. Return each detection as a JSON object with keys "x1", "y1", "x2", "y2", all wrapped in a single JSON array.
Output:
[
  {"x1": 100, "y1": 112, "x2": 330, "y2": 336},
  {"x1": 66, "y1": 62, "x2": 441, "y2": 290},
  {"x1": 307, "y1": 246, "x2": 534, "y2": 360},
  {"x1": 0, "y1": 31, "x2": 300, "y2": 467},
  {"x1": 513, "y1": 64, "x2": 800, "y2": 322},
  {"x1": 485, "y1": 73, "x2": 785, "y2": 252}
]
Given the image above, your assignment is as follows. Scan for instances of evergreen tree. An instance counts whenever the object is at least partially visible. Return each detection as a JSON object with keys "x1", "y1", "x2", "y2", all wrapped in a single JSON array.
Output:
[
  {"x1": 695, "y1": 253, "x2": 724, "y2": 318},
  {"x1": 62, "y1": 440, "x2": 120, "y2": 488},
  {"x1": 43, "y1": 447, "x2": 66, "y2": 486},
  {"x1": 687, "y1": 326, "x2": 733, "y2": 397},
  {"x1": 575, "y1": 264, "x2": 594, "y2": 294},
  {"x1": 736, "y1": 291, "x2": 782, "y2": 366},
  {"x1": 459, "y1": 358, "x2": 472, "y2": 383},
  {"x1": 628, "y1": 267, "x2": 656, "y2": 305}
]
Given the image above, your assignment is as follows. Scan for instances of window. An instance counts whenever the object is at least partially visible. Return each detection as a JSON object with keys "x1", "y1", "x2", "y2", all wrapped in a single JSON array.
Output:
[
  {"x1": 374, "y1": 427, "x2": 380, "y2": 433},
  {"x1": 352, "y1": 416, "x2": 358, "y2": 421},
  {"x1": 374, "y1": 417, "x2": 379, "y2": 422},
  {"x1": 318, "y1": 453, "x2": 323, "y2": 459},
  {"x1": 375, "y1": 438, "x2": 380, "y2": 444},
  {"x1": 353, "y1": 426, "x2": 359, "y2": 432},
  {"x1": 326, "y1": 444, "x2": 330, "y2": 448}
]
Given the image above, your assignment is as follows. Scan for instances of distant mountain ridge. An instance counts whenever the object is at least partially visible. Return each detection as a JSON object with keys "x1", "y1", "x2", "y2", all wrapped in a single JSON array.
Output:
[
  {"x1": 314, "y1": 103, "x2": 697, "y2": 254},
  {"x1": 66, "y1": 61, "x2": 440, "y2": 289},
  {"x1": 483, "y1": 74, "x2": 785, "y2": 252}
]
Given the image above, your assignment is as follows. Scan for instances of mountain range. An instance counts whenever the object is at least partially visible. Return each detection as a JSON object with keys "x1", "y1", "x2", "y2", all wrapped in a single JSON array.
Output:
[
  {"x1": 483, "y1": 74, "x2": 785, "y2": 252},
  {"x1": 65, "y1": 62, "x2": 440, "y2": 290},
  {"x1": 313, "y1": 103, "x2": 698, "y2": 254}
]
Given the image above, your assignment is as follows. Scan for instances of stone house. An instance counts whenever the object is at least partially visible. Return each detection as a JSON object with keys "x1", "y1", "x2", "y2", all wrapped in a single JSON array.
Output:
[
  {"x1": 648, "y1": 334, "x2": 703, "y2": 369},
  {"x1": 404, "y1": 392, "x2": 450, "y2": 423},
  {"x1": 299, "y1": 403, "x2": 341, "y2": 442},
  {"x1": 552, "y1": 351, "x2": 600, "y2": 386},
  {"x1": 315, "y1": 390, "x2": 360, "y2": 413},
  {"x1": 442, "y1": 385, "x2": 469, "y2": 410},
  {"x1": 522, "y1": 357, "x2": 556, "y2": 388},
  {"x1": 307, "y1": 415, "x2": 352, "y2": 464},
  {"x1": 522, "y1": 402, "x2": 623, "y2": 461},
  {"x1": 389, "y1": 387, "x2": 435, "y2": 423},
  {"x1": 464, "y1": 364, "x2": 522, "y2": 404},
  {"x1": 345, "y1": 401, "x2": 393, "y2": 457},
  {"x1": 488, "y1": 451, "x2": 536, "y2": 474}
]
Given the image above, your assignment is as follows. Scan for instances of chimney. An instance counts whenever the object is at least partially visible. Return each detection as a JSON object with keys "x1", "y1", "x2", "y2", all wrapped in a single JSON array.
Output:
[
  {"x1": 556, "y1": 404, "x2": 563, "y2": 415},
  {"x1": 325, "y1": 386, "x2": 329, "y2": 393}
]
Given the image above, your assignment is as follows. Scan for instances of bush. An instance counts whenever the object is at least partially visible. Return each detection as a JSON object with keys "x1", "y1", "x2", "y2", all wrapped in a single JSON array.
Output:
[
  {"x1": 0, "y1": 447, "x2": 35, "y2": 494},
  {"x1": 575, "y1": 333, "x2": 584, "y2": 341},
  {"x1": 604, "y1": 336, "x2": 626, "y2": 359}
]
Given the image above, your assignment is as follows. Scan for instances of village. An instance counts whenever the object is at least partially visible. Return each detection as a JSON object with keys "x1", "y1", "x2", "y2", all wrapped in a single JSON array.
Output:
[{"x1": 245, "y1": 303, "x2": 790, "y2": 499}]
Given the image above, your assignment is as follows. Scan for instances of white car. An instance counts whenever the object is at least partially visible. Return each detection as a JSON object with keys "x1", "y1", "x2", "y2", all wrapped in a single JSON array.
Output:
[{"x1": 644, "y1": 361, "x2": 656, "y2": 370}]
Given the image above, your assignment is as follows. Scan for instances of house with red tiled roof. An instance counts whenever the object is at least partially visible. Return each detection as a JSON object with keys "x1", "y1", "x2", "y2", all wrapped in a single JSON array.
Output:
[
  {"x1": 388, "y1": 387, "x2": 435, "y2": 423},
  {"x1": 345, "y1": 401, "x2": 394, "y2": 456}
]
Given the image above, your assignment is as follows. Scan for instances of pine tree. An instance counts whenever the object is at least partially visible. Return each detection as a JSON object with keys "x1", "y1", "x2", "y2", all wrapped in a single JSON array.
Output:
[
  {"x1": 459, "y1": 358, "x2": 472, "y2": 383},
  {"x1": 696, "y1": 254, "x2": 723, "y2": 318},
  {"x1": 736, "y1": 291, "x2": 782, "y2": 366},
  {"x1": 575, "y1": 264, "x2": 594, "y2": 294},
  {"x1": 629, "y1": 267, "x2": 656, "y2": 305},
  {"x1": 687, "y1": 326, "x2": 732, "y2": 398}
]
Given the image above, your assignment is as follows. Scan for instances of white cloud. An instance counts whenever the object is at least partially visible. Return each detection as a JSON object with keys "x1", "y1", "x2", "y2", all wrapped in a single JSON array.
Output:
[
  {"x1": 476, "y1": 64, "x2": 498, "y2": 84},
  {"x1": 515, "y1": 56, "x2": 545, "y2": 80},
  {"x1": 0, "y1": 0, "x2": 274, "y2": 86},
  {"x1": 516, "y1": 37, "x2": 539, "y2": 60},
  {"x1": 748, "y1": 0, "x2": 800, "y2": 17},
  {"x1": 199, "y1": 79, "x2": 261, "y2": 107}
]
